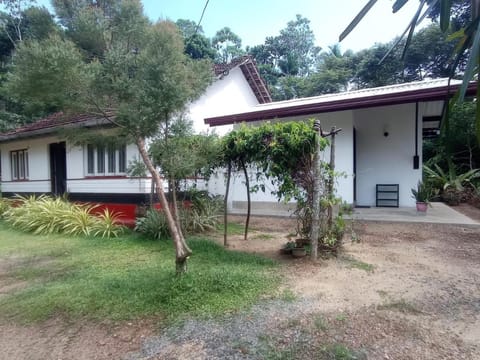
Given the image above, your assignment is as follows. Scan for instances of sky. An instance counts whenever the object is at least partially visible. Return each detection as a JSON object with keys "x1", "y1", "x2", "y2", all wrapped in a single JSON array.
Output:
[{"x1": 34, "y1": 0, "x2": 428, "y2": 53}]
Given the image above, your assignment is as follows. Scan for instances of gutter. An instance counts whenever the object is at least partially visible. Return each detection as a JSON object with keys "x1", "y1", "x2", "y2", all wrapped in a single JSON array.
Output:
[{"x1": 205, "y1": 81, "x2": 478, "y2": 127}]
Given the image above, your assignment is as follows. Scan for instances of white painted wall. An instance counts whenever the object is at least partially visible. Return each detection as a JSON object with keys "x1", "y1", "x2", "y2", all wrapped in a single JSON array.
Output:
[
  {"x1": 188, "y1": 67, "x2": 260, "y2": 135},
  {"x1": 0, "y1": 136, "x2": 58, "y2": 193},
  {"x1": 67, "y1": 144, "x2": 84, "y2": 179},
  {"x1": 67, "y1": 178, "x2": 150, "y2": 194},
  {"x1": 354, "y1": 104, "x2": 422, "y2": 207},
  {"x1": 66, "y1": 143, "x2": 148, "y2": 194},
  {"x1": 0, "y1": 135, "x2": 150, "y2": 195}
]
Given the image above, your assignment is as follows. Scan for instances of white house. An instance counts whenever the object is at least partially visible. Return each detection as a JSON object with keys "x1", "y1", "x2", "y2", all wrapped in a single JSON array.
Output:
[
  {"x1": 204, "y1": 78, "x2": 477, "y2": 212},
  {"x1": 0, "y1": 56, "x2": 271, "y2": 223}
]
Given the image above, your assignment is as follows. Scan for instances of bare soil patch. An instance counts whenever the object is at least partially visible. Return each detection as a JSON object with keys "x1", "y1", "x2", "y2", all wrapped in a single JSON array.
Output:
[
  {"x1": 452, "y1": 203, "x2": 480, "y2": 222},
  {"x1": 206, "y1": 217, "x2": 480, "y2": 359},
  {"x1": 0, "y1": 318, "x2": 156, "y2": 360}
]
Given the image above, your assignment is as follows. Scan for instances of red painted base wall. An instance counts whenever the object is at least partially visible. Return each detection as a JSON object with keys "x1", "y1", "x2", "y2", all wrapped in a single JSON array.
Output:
[{"x1": 88, "y1": 201, "x2": 191, "y2": 228}]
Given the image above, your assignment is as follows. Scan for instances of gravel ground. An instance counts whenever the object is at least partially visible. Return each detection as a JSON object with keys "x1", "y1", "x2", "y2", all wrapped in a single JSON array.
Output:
[{"x1": 124, "y1": 298, "x2": 316, "y2": 360}]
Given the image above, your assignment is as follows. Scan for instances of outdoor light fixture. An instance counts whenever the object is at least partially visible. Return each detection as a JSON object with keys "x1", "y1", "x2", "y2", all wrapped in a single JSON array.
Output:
[{"x1": 383, "y1": 125, "x2": 389, "y2": 137}]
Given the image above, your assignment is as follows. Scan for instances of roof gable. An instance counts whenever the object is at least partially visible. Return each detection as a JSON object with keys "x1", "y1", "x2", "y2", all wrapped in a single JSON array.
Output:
[{"x1": 214, "y1": 55, "x2": 272, "y2": 104}]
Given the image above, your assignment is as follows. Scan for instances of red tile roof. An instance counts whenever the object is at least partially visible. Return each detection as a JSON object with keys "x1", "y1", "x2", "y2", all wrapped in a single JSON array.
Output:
[
  {"x1": 2, "y1": 112, "x2": 89, "y2": 136},
  {"x1": 214, "y1": 55, "x2": 272, "y2": 104},
  {"x1": 0, "y1": 112, "x2": 112, "y2": 142}
]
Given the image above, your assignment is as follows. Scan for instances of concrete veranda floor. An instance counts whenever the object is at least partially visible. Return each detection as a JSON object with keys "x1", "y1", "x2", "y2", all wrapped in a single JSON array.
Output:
[
  {"x1": 352, "y1": 202, "x2": 480, "y2": 226},
  {"x1": 231, "y1": 202, "x2": 480, "y2": 226}
]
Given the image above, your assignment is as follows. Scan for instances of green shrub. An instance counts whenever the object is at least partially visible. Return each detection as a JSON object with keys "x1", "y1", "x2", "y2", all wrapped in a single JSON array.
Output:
[
  {"x1": 135, "y1": 193, "x2": 223, "y2": 239},
  {"x1": 3, "y1": 195, "x2": 124, "y2": 238},
  {"x1": 424, "y1": 164, "x2": 480, "y2": 203},
  {"x1": 411, "y1": 181, "x2": 433, "y2": 203},
  {"x1": 134, "y1": 208, "x2": 170, "y2": 240},
  {"x1": 0, "y1": 198, "x2": 12, "y2": 219},
  {"x1": 92, "y1": 209, "x2": 125, "y2": 238}
]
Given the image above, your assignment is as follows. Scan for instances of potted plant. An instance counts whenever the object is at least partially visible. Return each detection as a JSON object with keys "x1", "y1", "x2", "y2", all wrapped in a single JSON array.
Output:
[
  {"x1": 291, "y1": 246, "x2": 307, "y2": 258},
  {"x1": 411, "y1": 181, "x2": 432, "y2": 212},
  {"x1": 280, "y1": 241, "x2": 296, "y2": 255}
]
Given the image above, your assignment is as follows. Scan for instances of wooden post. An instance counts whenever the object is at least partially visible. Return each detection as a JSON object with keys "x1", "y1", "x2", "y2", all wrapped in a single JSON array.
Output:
[
  {"x1": 310, "y1": 120, "x2": 323, "y2": 261},
  {"x1": 224, "y1": 162, "x2": 232, "y2": 247},
  {"x1": 241, "y1": 159, "x2": 251, "y2": 241},
  {"x1": 327, "y1": 126, "x2": 337, "y2": 229}
]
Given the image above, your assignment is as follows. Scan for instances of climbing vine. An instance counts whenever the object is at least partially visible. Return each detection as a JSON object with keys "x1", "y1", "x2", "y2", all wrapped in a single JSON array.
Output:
[{"x1": 221, "y1": 120, "x2": 328, "y2": 240}]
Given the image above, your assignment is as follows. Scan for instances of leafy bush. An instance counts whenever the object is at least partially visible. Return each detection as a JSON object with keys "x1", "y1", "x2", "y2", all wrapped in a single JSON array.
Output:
[
  {"x1": 134, "y1": 208, "x2": 170, "y2": 240},
  {"x1": 0, "y1": 198, "x2": 12, "y2": 219},
  {"x1": 424, "y1": 164, "x2": 479, "y2": 192},
  {"x1": 423, "y1": 164, "x2": 480, "y2": 205},
  {"x1": 411, "y1": 181, "x2": 433, "y2": 203},
  {"x1": 184, "y1": 192, "x2": 223, "y2": 233},
  {"x1": 3, "y1": 195, "x2": 124, "y2": 238},
  {"x1": 92, "y1": 209, "x2": 125, "y2": 238},
  {"x1": 135, "y1": 192, "x2": 223, "y2": 239}
]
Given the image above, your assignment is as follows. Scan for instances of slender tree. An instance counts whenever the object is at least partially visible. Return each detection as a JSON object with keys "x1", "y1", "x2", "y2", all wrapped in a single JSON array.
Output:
[
  {"x1": 4, "y1": 1, "x2": 212, "y2": 273},
  {"x1": 212, "y1": 26, "x2": 244, "y2": 63}
]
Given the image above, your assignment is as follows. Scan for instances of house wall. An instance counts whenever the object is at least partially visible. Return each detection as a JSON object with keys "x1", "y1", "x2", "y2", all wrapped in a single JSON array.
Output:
[
  {"x1": 0, "y1": 136, "x2": 58, "y2": 193},
  {"x1": 210, "y1": 100, "x2": 444, "y2": 212},
  {"x1": 189, "y1": 67, "x2": 260, "y2": 135},
  {"x1": 66, "y1": 143, "x2": 148, "y2": 194},
  {"x1": 0, "y1": 137, "x2": 149, "y2": 197},
  {"x1": 354, "y1": 103, "x2": 421, "y2": 207}
]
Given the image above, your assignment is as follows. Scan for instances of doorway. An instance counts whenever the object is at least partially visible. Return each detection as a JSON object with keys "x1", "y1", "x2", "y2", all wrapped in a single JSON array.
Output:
[{"x1": 50, "y1": 142, "x2": 67, "y2": 196}]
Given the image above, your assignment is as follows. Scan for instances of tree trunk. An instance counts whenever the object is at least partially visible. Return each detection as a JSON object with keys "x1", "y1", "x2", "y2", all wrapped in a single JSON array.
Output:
[
  {"x1": 310, "y1": 123, "x2": 323, "y2": 261},
  {"x1": 136, "y1": 137, "x2": 191, "y2": 274},
  {"x1": 327, "y1": 127, "x2": 337, "y2": 230},
  {"x1": 170, "y1": 178, "x2": 185, "y2": 242},
  {"x1": 149, "y1": 178, "x2": 155, "y2": 208},
  {"x1": 241, "y1": 159, "x2": 250, "y2": 241},
  {"x1": 224, "y1": 161, "x2": 232, "y2": 247}
]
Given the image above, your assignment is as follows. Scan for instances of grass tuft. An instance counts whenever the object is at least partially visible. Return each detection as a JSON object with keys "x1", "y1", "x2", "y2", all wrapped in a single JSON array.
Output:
[
  {"x1": 342, "y1": 256, "x2": 374, "y2": 272},
  {"x1": 320, "y1": 343, "x2": 366, "y2": 359},
  {"x1": 216, "y1": 222, "x2": 246, "y2": 236},
  {"x1": 278, "y1": 288, "x2": 297, "y2": 302},
  {"x1": 313, "y1": 314, "x2": 328, "y2": 331},
  {"x1": 377, "y1": 299, "x2": 422, "y2": 314}
]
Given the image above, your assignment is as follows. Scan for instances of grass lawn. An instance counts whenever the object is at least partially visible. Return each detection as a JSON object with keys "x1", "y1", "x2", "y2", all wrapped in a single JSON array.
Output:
[{"x1": 0, "y1": 223, "x2": 278, "y2": 323}]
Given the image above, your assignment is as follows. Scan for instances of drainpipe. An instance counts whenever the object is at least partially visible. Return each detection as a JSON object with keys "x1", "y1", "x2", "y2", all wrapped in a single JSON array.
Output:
[{"x1": 413, "y1": 102, "x2": 419, "y2": 169}]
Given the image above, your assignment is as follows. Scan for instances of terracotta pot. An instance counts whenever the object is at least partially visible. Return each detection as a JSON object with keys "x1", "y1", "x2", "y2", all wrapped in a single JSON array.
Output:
[
  {"x1": 416, "y1": 202, "x2": 428, "y2": 212},
  {"x1": 291, "y1": 247, "x2": 307, "y2": 258}
]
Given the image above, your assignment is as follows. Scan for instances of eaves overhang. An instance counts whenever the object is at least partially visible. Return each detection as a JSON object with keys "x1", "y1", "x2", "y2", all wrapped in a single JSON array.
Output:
[
  {"x1": 205, "y1": 81, "x2": 477, "y2": 127},
  {"x1": 0, "y1": 117, "x2": 113, "y2": 144}
]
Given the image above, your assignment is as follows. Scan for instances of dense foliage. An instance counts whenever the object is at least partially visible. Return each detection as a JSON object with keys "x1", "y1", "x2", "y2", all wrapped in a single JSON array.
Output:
[
  {"x1": 3, "y1": 195, "x2": 125, "y2": 238},
  {"x1": 221, "y1": 121, "x2": 329, "y2": 238},
  {"x1": 135, "y1": 191, "x2": 223, "y2": 239}
]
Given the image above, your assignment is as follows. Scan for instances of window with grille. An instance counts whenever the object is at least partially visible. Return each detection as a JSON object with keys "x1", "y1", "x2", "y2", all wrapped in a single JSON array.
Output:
[
  {"x1": 85, "y1": 144, "x2": 127, "y2": 176},
  {"x1": 10, "y1": 149, "x2": 29, "y2": 180}
]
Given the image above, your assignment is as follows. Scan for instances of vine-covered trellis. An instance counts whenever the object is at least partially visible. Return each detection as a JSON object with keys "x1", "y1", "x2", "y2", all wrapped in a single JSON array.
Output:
[{"x1": 220, "y1": 120, "x2": 329, "y2": 247}]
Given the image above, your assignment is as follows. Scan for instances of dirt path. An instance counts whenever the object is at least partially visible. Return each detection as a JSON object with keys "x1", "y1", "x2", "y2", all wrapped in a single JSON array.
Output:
[
  {"x1": 1, "y1": 215, "x2": 480, "y2": 359},
  {"x1": 0, "y1": 318, "x2": 156, "y2": 360}
]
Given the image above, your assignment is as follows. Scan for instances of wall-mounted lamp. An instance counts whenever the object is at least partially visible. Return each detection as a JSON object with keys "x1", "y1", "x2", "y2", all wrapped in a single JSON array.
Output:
[{"x1": 383, "y1": 124, "x2": 389, "y2": 137}]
